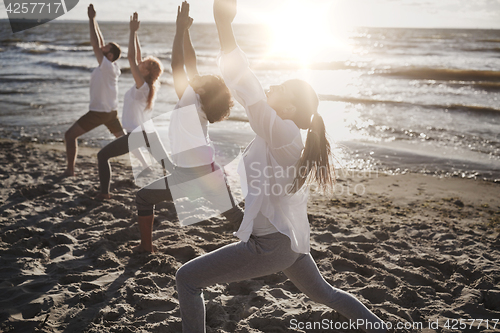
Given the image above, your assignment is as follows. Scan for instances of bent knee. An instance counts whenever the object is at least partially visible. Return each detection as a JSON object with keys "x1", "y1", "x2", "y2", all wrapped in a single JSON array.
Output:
[
  {"x1": 316, "y1": 288, "x2": 354, "y2": 308},
  {"x1": 175, "y1": 264, "x2": 191, "y2": 285},
  {"x1": 135, "y1": 190, "x2": 147, "y2": 207},
  {"x1": 97, "y1": 149, "x2": 107, "y2": 162},
  {"x1": 175, "y1": 263, "x2": 204, "y2": 293},
  {"x1": 64, "y1": 130, "x2": 74, "y2": 141}
]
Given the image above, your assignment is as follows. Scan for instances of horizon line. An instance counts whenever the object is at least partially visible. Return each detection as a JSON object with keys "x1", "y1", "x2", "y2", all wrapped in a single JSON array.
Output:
[{"x1": 0, "y1": 19, "x2": 499, "y2": 30}]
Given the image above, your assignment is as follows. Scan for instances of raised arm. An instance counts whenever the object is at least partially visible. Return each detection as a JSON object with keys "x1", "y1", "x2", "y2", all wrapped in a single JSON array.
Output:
[
  {"x1": 88, "y1": 4, "x2": 105, "y2": 65},
  {"x1": 215, "y1": 0, "x2": 298, "y2": 150},
  {"x1": 128, "y1": 12, "x2": 146, "y2": 88},
  {"x1": 171, "y1": 1, "x2": 193, "y2": 99},
  {"x1": 135, "y1": 33, "x2": 142, "y2": 65},
  {"x1": 95, "y1": 17, "x2": 105, "y2": 48},
  {"x1": 213, "y1": 0, "x2": 237, "y2": 53},
  {"x1": 183, "y1": 29, "x2": 199, "y2": 80}
]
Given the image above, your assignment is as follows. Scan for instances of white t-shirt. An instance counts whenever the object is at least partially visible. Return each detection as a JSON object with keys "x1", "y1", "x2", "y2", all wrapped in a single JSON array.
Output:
[
  {"x1": 218, "y1": 47, "x2": 309, "y2": 254},
  {"x1": 121, "y1": 82, "x2": 151, "y2": 133},
  {"x1": 168, "y1": 86, "x2": 215, "y2": 167},
  {"x1": 89, "y1": 57, "x2": 120, "y2": 112}
]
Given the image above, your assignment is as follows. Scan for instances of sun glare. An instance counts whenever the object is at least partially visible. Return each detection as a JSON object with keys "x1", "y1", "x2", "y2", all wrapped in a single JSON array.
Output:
[{"x1": 261, "y1": 0, "x2": 350, "y2": 65}]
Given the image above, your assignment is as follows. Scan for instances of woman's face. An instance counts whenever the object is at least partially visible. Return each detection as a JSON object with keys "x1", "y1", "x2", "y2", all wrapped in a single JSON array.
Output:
[{"x1": 266, "y1": 81, "x2": 296, "y2": 120}]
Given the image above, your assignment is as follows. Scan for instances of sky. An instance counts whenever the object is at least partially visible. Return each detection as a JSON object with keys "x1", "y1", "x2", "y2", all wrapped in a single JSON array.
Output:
[{"x1": 1, "y1": 0, "x2": 500, "y2": 29}]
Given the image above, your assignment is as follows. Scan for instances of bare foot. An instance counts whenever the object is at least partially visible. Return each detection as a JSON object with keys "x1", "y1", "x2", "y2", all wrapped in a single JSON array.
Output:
[
  {"x1": 95, "y1": 193, "x2": 112, "y2": 201},
  {"x1": 61, "y1": 169, "x2": 75, "y2": 177},
  {"x1": 133, "y1": 244, "x2": 157, "y2": 254}
]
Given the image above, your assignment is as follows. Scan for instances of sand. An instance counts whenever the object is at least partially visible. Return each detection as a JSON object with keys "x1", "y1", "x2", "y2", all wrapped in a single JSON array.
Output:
[{"x1": 1, "y1": 139, "x2": 499, "y2": 333}]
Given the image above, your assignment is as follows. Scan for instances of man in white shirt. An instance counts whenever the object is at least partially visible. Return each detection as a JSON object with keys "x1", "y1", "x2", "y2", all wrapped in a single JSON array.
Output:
[{"x1": 63, "y1": 4, "x2": 124, "y2": 177}]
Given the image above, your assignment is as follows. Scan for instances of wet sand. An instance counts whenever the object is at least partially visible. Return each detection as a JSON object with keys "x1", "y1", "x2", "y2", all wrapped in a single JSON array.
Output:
[{"x1": 0, "y1": 139, "x2": 499, "y2": 332}]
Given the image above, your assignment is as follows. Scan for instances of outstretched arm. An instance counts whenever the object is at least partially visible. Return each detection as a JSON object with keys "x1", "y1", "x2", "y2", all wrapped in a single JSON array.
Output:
[
  {"x1": 135, "y1": 33, "x2": 142, "y2": 64},
  {"x1": 213, "y1": 0, "x2": 237, "y2": 53},
  {"x1": 88, "y1": 4, "x2": 105, "y2": 65},
  {"x1": 215, "y1": 0, "x2": 291, "y2": 149},
  {"x1": 95, "y1": 20, "x2": 105, "y2": 48},
  {"x1": 128, "y1": 12, "x2": 146, "y2": 88},
  {"x1": 171, "y1": 1, "x2": 193, "y2": 99},
  {"x1": 183, "y1": 29, "x2": 199, "y2": 80}
]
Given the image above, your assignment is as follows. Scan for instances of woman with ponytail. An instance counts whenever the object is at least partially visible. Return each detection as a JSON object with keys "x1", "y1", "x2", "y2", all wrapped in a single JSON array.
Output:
[
  {"x1": 96, "y1": 12, "x2": 163, "y2": 200},
  {"x1": 174, "y1": 1, "x2": 387, "y2": 332}
]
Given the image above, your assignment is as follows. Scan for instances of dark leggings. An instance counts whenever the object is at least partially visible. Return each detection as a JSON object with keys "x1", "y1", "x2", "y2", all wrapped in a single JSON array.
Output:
[
  {"x1": 136, "y1": 163, "x2": 223, "y2": 216},
  {"x1": 97, "y1": 133, "x2": 131, "y2": 194},
  {"x1": 98, "y1": 130, "x2": 173, "y2": 195},
  {"x1": 98, "y1": 131, "x2": 243, "y2": 223},
  {"x1": 135, "y1": 163, "x2": 243, "y2": 224}
]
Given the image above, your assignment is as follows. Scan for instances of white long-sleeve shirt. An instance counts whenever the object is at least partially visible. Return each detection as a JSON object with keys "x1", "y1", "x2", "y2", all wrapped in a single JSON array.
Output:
[{"x1": 218, "y1": 47, "x2": 310, "y2": 254}]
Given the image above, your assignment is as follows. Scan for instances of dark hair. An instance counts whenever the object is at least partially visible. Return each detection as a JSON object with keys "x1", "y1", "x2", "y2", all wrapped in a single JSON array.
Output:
[
  {"x1": 142, "y1": 56, "x2": 164, "y2": 110},
  {"x1": 196, "y1": 75, "x2": 234, "y2": 123},
  {"x1": 108, "y1": 42, "x2": 121, "y2": 62},
  {"x1": 287, "y1": 80, "x2": 335, "y2": 193}
]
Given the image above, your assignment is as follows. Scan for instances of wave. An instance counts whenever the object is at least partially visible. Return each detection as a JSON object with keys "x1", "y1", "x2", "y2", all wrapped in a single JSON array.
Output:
[
  {"x1": 0, "y1": 38, "x2": 22, "y2": 44},
  {"x1": 150, "y1": 52, "x2": 348, "y2": 71},
  {"x1": 375, "y1": 67, "x2": 500, "y2": 82},
  {"x1": 478, "y1": 39, "x2": 500, "y2": 43},
  {"x1": 363, "y1": 124, "x2": 500, "y2": 155},
  {"x1": 472, "y1": 81, "x2": 500, "y2": 91},
  {"x1": 0, "y1": 76, "x2": 70, "y2": 84},
  {"x1": 76, "y1": 41, "x2": 91, "y2": 47},
  {"x1": 443, "y1": 104, "x2": 500, "y2": 115},
  {"x1": 37, "y1": 61, "x2": 94, "y2": 72},
  {"x1": 448, "y1": 81, "x2": 500, "y2": 92},
  {"x1": 0, "y1": 90, "x2": 27, "y2": 95},
  {"x1": 155, "y1": 52, "x2": 216, "y2": 62},
  {"x1": 226, "y1": 115, "x2": 249, "y2": 123},
  {"x1": 319, "y1": 94, "x2": 500, "y2": 115},
  {"x1": 460, "y1": 47, "x2": 500, "y2": 53},
  {"x1": 15, "y1": 42, "x2": 92, "y2": 54}
]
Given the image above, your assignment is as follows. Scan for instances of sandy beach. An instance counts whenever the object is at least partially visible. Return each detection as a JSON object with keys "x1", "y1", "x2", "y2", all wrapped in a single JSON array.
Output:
[{"x1": 0, "y1": 139, "x2": 499, "y2": 332}]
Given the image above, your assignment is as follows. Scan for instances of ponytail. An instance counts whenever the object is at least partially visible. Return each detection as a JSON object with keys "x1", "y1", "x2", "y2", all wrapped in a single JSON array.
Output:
[
  {"x1": 143, "y1": 56, "x2": 164, "y2": 111},
  {"x1": 282, "y1": 79, "x2": 334, "y2": 193},
  {"x1": 291, "y1": 113, "x2": 335, "y2": 193}
]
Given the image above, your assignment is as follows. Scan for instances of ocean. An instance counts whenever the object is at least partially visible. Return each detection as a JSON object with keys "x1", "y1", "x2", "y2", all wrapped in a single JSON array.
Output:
[{"x1": 1, "y1": 21, "x2": 499, "y2": 180}]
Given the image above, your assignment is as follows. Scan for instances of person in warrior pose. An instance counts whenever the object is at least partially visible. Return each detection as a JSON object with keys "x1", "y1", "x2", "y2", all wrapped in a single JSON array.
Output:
[
  {"x1": 63, "y1": 4, "x2": 123, "y2": 177},
  {"x1": 96, "y1": 12, "x2": 163, "y2": 200},
  {"x1": 174, "y1": 1, "x2": 388, "y2": 332},
  {"x1": 133, "y1": 1, "x2": 243, "y2": 253}
]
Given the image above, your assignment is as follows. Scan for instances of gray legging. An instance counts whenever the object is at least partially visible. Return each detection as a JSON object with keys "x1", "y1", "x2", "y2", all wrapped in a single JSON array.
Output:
[{"x1": 176, "y1": 232, "x2": 387, "y2": 333}]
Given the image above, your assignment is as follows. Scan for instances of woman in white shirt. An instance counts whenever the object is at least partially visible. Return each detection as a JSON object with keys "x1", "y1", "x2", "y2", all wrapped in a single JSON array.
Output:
[
  {"x1": 174, "y1": 1, "x2": 387, "y2": 333},
  {"x1": 96, "y1": 13, "x2": 163, "y2": 200},
  {"x1": 134, "y1": 1, "x2": 244, "y2": 253}
]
